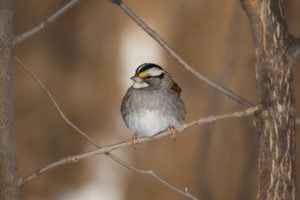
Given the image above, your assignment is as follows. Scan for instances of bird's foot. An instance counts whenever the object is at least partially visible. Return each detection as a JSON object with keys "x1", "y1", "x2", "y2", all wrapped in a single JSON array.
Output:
[
  {"x1": 131, "y1": 133, "x2": 140, "y2": 145},
  {"x1": 167, "y1": 126, "x2": 177, "y2": 142}
]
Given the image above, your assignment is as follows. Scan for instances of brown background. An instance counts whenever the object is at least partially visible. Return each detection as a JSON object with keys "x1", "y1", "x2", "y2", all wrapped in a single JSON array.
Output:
[{"x1": 13, "y1": 0, "x2": 300, "y2": 199}]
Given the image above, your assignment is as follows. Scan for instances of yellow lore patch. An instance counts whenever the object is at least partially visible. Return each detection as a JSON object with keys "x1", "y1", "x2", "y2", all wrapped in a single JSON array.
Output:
[{"x1": 138, "y1": 71, "x2": 149, "y2": 77}]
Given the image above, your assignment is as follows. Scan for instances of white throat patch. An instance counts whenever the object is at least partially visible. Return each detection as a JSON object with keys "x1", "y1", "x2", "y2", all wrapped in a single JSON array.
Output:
[{"x1": 132, "y1": 81, "x2": 149, "y2": 89}]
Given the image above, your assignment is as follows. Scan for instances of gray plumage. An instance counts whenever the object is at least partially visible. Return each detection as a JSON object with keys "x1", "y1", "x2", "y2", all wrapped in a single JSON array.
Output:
[{"x1": 121, "y1": 63, "x2": 186, "y2": 137}]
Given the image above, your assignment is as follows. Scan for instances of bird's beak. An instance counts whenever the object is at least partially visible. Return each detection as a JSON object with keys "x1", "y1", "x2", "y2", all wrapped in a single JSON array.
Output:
[{"x1": 131, "y1": 75, "x2": 143, "y2": 83}]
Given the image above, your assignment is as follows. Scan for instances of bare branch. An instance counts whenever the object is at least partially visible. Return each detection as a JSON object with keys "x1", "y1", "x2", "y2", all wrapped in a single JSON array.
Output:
[
  {"x1": 106, "y1": 153, "x2": 198, "y2": 200},
  {"x1": 15, "y1": 55, "x2": 260, "y2": 198},
  {"x1": 110, "y1": 0, "x2": 254, "y2": 108},
  {"x1": 15, "y1": 0, "x2": 80, "y2": 44},
  {"x1": 14, "y1": 56, "x2": 199, "y2": 199},
  {"x1": 20, "y1": 105, "x2": 261, "y2": 186},
  {"x1": 14, "y1": 57, "x2": 100, "y2": 148}
]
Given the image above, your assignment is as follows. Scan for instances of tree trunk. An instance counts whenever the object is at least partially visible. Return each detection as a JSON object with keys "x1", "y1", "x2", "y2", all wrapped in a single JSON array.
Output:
[
  {"x1": 0, "y1": 0, "x2": 21, "y2": 199},
  {"x1": 241, "y1": 0, "x2": 296, "y2": 199}
]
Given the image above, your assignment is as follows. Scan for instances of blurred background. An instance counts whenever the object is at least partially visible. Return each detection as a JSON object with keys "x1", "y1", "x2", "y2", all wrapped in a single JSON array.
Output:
[{"x1": 13, "y1": 0, "x2": 300, "y2": 199}]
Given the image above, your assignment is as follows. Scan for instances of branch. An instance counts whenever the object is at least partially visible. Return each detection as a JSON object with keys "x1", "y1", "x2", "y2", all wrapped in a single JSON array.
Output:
[
  {"x1": 14, "y1": 0, "x2": 80, "y2": 44},
  {"x1": 106, "y1": 153, "x2": 198, "y2": 200},
  {"x1": 15, "y1": 55, "x2": 259, "y2": 199},
  {"x1": 14, "y1": 57, "x2": 100, "y2": 148},
  {"x1": 20, "y1": 105, "x2": 261, "y2": 186},
  {"x1": 14, "y1": 57, "x2": 200, "y2": 199},
  {"x1": 109, "y1": 0, "x2": 254, "y2": 108}
]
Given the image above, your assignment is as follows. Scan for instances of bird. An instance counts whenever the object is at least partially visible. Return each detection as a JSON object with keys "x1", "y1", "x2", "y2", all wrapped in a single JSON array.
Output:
[{"x1": 121, "y1": 63, "x2": 186, "y2": 143}]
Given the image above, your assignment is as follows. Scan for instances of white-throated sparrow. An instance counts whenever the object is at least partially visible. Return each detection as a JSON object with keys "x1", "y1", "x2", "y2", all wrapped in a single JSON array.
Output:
[{"x1": 121, "y1": 63, "x2": 186, "y2": 142}]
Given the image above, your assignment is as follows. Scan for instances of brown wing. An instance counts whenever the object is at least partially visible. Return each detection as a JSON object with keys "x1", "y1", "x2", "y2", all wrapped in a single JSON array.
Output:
[{"x1": 170, "y1": 81, "x2": 182, "y2": 96}]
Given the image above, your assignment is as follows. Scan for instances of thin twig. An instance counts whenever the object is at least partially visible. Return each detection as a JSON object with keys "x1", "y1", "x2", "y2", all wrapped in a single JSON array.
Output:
[
  {"x1": 106, "y1": 153, "x2": 198, "y2": 200},
  {"x1": 14, "y1": 57, "x2": 100, "y2": 148},
  {"x1": 21, "y1": 105, "x2": 261, "y2": 186},
  {"x1": 15, "y1": 0, "x2": 80, "y2": 44},
  {"x1": 110, "y1": 0, "x2": 254, "y2": 108},
  {"x1": 14, "y1": 57, "x2": 200, "y2": 199}
]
